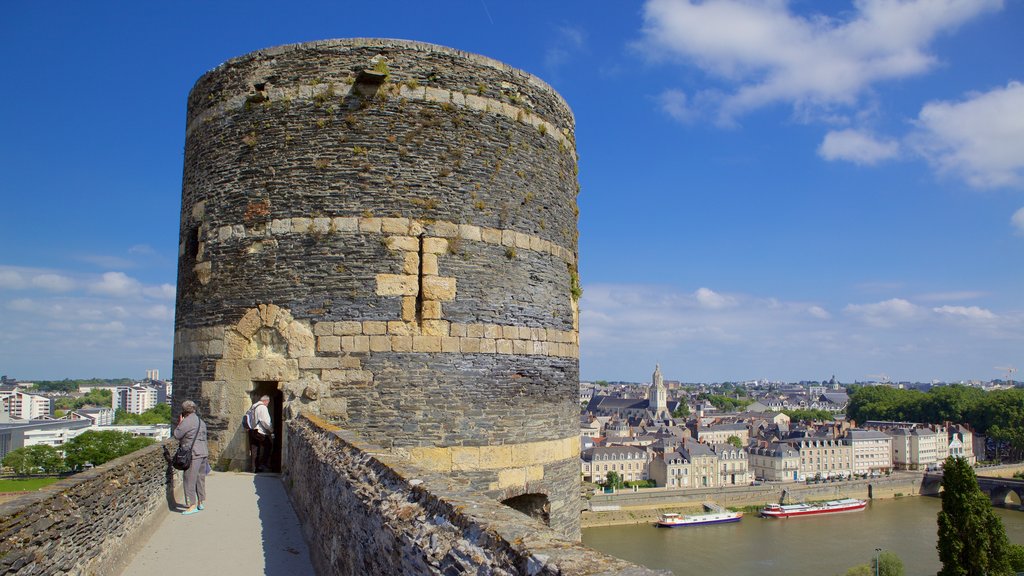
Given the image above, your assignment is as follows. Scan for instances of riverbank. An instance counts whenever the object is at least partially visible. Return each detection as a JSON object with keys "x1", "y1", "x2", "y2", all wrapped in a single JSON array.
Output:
[{"x1": 581, "y1": 472, "x2": 925, "y2": 528}]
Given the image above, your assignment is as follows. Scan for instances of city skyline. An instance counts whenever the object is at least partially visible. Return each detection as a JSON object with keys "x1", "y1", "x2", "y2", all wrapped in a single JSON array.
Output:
[{"x1": 1, "y1": 1, "x2": 1021, "y2": 383}]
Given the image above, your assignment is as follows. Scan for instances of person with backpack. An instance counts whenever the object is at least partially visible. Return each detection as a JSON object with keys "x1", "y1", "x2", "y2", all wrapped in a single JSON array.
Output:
[
  {"x1": 245, "y1": 395, "x2": 273, "y2": 473},
  {"x1": 173, "y1": 399, "x2": 208, "y2": 515}
]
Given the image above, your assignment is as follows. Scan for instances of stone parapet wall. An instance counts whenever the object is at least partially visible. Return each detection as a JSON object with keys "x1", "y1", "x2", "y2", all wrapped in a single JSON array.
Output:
[
  {"x1": 0, "y1": 442, "x2": 173, "y2": 575},
  {"x1": 285, "y1": 414, "x2": 667, "y2": 576}
]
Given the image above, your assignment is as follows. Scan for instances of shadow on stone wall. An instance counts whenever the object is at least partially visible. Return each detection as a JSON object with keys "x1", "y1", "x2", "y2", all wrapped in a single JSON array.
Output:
[{"x1": 284, "y1": 414, "x2": 669, "y2": 575}]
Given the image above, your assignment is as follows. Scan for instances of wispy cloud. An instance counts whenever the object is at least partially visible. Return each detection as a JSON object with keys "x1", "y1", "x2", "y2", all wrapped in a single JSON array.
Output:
[
  {"x1": 1014, "y1": 207, "x2": 1024, "y2": 235},
  {"x1": 818, "y1": 129, "x2": 899, "y2": 165},
  {"x1": 580, "y1": 283, "x2": 1022, "y2": 383},
  {"x1": 639, "y1": 0, "x2": 1002, "y2": 125},
  {"x1": 844, "y1": 298, "x2": 924, "y2": 327},
  {"x1": 0, "y1": 265, "x2": 175, "y2": 379},
  {"x1": 909, "y1": 81, "x2": 1024, "y2": 189},
  {"x1": 544, "y1": 24, "x2": 587, "y2": 75}
]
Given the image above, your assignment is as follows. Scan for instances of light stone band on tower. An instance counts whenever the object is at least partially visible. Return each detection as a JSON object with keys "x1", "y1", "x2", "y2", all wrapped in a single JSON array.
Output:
[{"x1": 173, "y1": 38, "x2": 582, "y2": 538}]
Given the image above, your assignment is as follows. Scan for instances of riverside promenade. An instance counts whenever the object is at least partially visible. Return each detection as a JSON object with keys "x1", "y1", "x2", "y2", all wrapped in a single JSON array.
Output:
[{"x1": 120, "y1": 471, "x2": 315, "y2": 576}]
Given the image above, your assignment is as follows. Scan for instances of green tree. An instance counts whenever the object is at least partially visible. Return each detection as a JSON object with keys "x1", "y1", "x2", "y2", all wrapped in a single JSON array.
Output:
[
  {"x1": 843, "y1": 565, "x2": 871, "y2": 576},
  {"x1": 2, "y1": 445, "x2": 64, "y2": 476},
  {"x1": 114, "y1": 403, "x2": 171, "y2": 425},
  {"x1": 783, "y1": 409, "x2": 834, "y2": 422},
  {"x1": 672, "y1": 401, "x2": 690, "y2": 419},
  {"x1": 2, "y1": 449, "x2": 32, "y2": 476},
  {"x1": 937, "y1": 457, "x2": 1014, "y2": 576},
  {"x1": 726, "y1": 435, "x2": 742, "y2": 449},
  {"x1": 604, "y1": 470, "x2": 624, "y2": 489},
  {"x1": 63, "y1": 430, "x2": 154, "y2": 470},
  {"x1": 875, "y1": 551, "x2": 904, "y2": 576}
]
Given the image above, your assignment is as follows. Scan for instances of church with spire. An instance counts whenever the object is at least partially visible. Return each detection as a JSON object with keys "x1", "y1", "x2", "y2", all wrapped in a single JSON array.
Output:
[
  {"x1": 648, "y1": 364, "x2": 670, "y2": 421},
  {"x1": 583, "y1": 364, "x2": 682, "y2": 425}
]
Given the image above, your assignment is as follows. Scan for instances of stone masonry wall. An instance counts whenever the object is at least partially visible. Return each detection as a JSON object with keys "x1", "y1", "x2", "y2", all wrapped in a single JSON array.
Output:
[
  {"x1": 285, "y1": 414, "x2": 668, "y2": 576},
  {"x1": 174, "y1": 39, "x2": 582, "y2": 538},
  {"x1": 0, "y1": 442, "x2": 173, "y2": 575}
]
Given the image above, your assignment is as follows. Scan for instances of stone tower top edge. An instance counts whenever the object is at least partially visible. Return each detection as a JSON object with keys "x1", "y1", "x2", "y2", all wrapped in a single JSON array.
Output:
[{"x1": 188, "y1": 37, "x2": 574, "y2": 124}]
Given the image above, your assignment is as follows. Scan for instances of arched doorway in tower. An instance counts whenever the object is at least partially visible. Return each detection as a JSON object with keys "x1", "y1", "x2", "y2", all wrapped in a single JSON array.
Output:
[{"x1": 251, "y1": 381, "x2": 283, "y2": 473}]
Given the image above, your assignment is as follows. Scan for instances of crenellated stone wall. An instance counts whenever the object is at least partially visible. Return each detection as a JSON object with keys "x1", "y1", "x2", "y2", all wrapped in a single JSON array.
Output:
[
  {"x1": 0, "y1": 442, "x2": 174, "y2": 575},
  {"x1": 285, "y1": 414, "x2": 668, "y2": 576},
  {"x1": 173, "y1": 38, "x2": 582, "y2": 538}
]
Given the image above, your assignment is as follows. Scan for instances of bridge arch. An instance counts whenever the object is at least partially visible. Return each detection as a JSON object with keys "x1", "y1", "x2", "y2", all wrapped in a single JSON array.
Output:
[{"x1": 989, "y1": 486, "x2": 1023, "y2": 509}]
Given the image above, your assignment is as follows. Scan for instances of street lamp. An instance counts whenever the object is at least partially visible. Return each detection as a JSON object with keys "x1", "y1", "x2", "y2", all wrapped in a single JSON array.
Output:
[{"x1": 874, "y1": 547, "x2": 882, "y2": 576}]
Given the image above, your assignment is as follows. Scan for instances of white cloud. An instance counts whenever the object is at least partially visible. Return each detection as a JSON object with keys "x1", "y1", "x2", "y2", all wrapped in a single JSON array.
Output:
[
  {"x1": 140, "y1": 305, "x2": 174, "y2": 321},
  {"x1": 80, "y1": 321, "x2": 126, "y2": 333},
  {"x1": 579, "y1": 283, "x2": 1024, "y2": 383},
  {"x1": 819, "y1": 129, "x2": 899, "y2": 165},
  {"x1": 31, "y1": 273, "x2": 75, "y2": 292},
  {"x1": 844, "y1": 298, "x2": 922, "y2": 326},
  {"x1": 142, "y1": 283, "x2": 176, "y2": 300},
  {"x1": 917, "y1": 290, "x2": 986, "y2": 302},
  {"x1": 933, "y1": 305, "x2": 997, "y2": 321},
  {"x1": 90, "y1": 272, "x2": 142, "y2": 297},
  {"x1": 7, "y1": 298, "x2": 35, "y2": 312},
  {"x1": 659, "y1": 89, "x2": 697, "y2": 123},
  {"x1": 0, "y1": 269, "x2": 27, "y2": 290},
  {"x1": 695, "y1": 287, "x2": 737, "y2": 309},
  {"x1": 639, "y1": 0, "x2": 1002, "y2": 123},
  {"x1": 910, "y1": 81, "x2": 1024, "y2": 188},
  {"x1": 128, "y1": 244, "x2": 156, "y2": 255},
  {"x1": 1012, "y1": 207, "x2": 1024, "y2": 235},
  {"x1": 808, "y1": 305, "x2": 831, "y2": 319},
  {"x1": 545, "y1": 25, "x2": 586, "y2": 73}
]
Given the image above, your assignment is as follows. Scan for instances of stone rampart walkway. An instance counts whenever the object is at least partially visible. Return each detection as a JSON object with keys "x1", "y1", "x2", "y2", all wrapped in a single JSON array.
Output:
[{"x1": 120, "y1": 472, "x2": 315, "y2": 576}]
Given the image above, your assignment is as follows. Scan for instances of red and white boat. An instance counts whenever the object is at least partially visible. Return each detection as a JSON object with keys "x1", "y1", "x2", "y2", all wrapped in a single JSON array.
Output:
[{"x1": 760, "y1": 498, "x2": 867, "y2": 519}]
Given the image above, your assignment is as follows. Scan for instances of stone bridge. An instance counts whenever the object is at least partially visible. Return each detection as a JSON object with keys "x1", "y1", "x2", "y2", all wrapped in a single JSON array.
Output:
[
  {"x1": 0, "y1": 415, "x2": 667, "y2": 575},
  {"x1": 922, "y1": 471, "x2": 1024, "y2": 509}
]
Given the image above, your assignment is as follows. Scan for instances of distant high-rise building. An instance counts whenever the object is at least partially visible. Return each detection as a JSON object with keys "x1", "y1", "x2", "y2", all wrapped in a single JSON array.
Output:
[
  {"x1": 0, "y1": 391, "x2": 52, "y2": 420},
  {"x1": 145, "y1": 369, "x2": 159, "y2": 381},
  {"x1": 112, "y1": 385, "x2": 159, "y2": 415}
]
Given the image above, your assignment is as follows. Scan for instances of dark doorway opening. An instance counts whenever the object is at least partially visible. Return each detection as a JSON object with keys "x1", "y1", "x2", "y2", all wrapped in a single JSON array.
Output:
[
  {"x1": 501, "y1": 493, "x2": 550, "y2": 526},
  {"x1": 251, "y1": 381, "x2": 283, "y2": 473}
]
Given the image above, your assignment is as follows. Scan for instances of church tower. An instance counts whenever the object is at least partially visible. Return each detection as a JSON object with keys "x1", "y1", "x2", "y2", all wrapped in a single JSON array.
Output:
[{"x1": 649, "y1": 363, "x2": 668, "y2": 419}]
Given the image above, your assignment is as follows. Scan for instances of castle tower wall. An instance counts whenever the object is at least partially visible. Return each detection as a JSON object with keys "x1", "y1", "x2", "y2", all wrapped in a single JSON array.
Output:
[{"x1": 173, "y1": 39, "x2": 581, "y2": 538}]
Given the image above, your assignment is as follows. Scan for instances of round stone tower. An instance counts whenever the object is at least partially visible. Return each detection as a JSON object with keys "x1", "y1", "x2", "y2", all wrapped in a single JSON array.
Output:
[{"x1": 173, "y1": 39, "x2": 581, "y2": 538}]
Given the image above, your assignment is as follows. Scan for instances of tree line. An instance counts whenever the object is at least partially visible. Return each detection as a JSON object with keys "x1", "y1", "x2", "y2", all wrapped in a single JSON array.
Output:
[
  {"x1": 846, "y1": 385, "x2": 1024, "y2": 459},
  {"x1": 2, "y1": 431, "x2": 154, "y2": 476}
]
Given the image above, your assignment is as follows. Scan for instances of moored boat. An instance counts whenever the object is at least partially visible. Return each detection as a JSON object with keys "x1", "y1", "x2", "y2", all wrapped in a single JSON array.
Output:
[
  {"x1": 760, "y1": 498, "x2": 867, "y2": 519},
  {"x1": 657, "y1": 511, "x2": 743, "y2": 527}
]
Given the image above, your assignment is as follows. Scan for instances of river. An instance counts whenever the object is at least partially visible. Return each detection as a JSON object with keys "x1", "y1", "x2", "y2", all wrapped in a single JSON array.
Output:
[{"x1": 582, "y1": 497, "x2": 1024, "y2": 575}]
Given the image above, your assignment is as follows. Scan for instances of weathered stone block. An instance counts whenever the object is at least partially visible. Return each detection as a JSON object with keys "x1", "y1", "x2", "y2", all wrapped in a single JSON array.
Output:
[
  {"x1": 390, "y1": 335, "x2": 413, "y2": 352},
  {"x1": 331, "y1": 216, "x2": 358, "y2": 232},
  {"x1": 421, "y1": 253, "x2": 438, "y2": 276},
  {"x1": 381, "y1": 217, "x2": 410, "y2": 234},
  {"x1": 369, "y1": 335, "x2": 392, "y2": 352},
  {"x1": 317, "y1": 336, "x2": 341, "y2": 352},
  {"x1": 423, "y1": 237, "x2": 448, "y2": 254},
  {"x1": 422, "y1": 276, "x2": 456, "y2": 301},
  {"x1": 334, "y1": 321, "x2": 363, "y2": 336},
  {"x1": 359, "y1": 217, "x2": 382, "y2": 233},
  {"x1": 376, "y1": 274, "x2": 418, "y2": 297},
  {"x1": 412, "y1": 335, "x2": 442, "y2": 353},
  {"x1": 362, "y1": 321, "x2": 387, "y2": 335},
  {"x1": 386, "y1": 236, "x2": 419, "y2": 252},
  {"x1": 422, "y1": 320, "x2": 449, "y2": 336}
]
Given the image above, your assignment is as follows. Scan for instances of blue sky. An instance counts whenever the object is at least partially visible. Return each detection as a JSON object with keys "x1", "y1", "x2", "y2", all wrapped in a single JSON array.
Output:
[{"x1": 1, "y1": 1, "x2": 1021, "y2": 383}]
